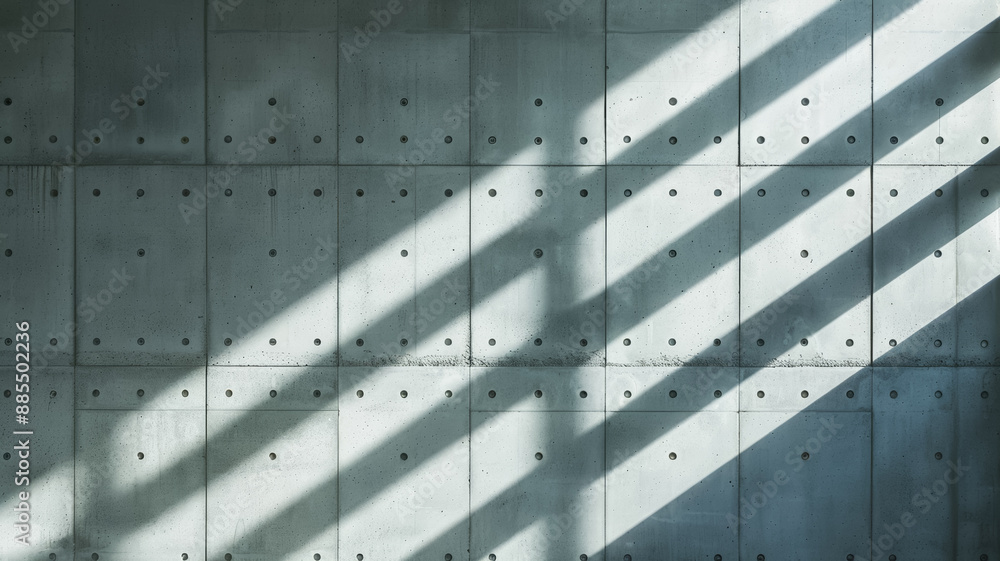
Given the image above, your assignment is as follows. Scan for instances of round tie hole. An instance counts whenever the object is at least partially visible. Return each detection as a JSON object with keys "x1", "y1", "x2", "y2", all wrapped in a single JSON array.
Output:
[
  {"x1": 756, "y1": 136, "x2": 765, "y2": 144},
  {"x1": 314, "y1": 338, "x2": 322, "y2": 346},
  {"x1": 182, "y1": 389, "x2": 189, "y2": 397},
  {"x1": 757, "y1": 189, "x2": 766, "y2": 197},
  {"x1": 982, "y1": 189, "x2": 989, "y2": 197},
  {"x1": 225, "y1": 389, "x2": 233, "y2": 397},
  {"x1": 801, "y1": 390, "x2": 809, "y2": 398},
  {"x1": 981, "y1": 340, "x2": 989, "y2": 348},
  {"x1": 669, "y1": 390, "x2": 677, "y2": 398},
  {"x1": 668, "y1": 452, "x2": 677, "y2": 460},
  {"x1": 137, "y1": 338, "x2": 145, "y2": 346},
  {"x1": 624, "y1": 189, "x2": 632, "y2": 197},
  {"x1": 579, "y1": 391, "x2": 588, "y2": 398},
  {"x1": 936, "y1": 136, "x2": 944, "y2": 145},
  {"x1": 982, "y1": 137, "x2": 990, "y2": 145},
  {"x1": 356, "y1": 338, "x2": 364, "y2": 346},
  {"x1": 399, "y1": 189, "x2": 408, "y2": 197},
  {"x1": 669, "y1": 189, "x2": 677, "y2": 197},
  {"x1": 488, "y1": 390, "x2": 496, "y2": 398},
  {"x1": 623, "y1": 135, "x2": 631, "y2": 143},
  {"x1": 934, "y1": 452, "x2": 943, "y2": 460},
  {"x1": 314, "y1": 189, "x2": 323, "y2": 197},
  {"x1": 714, "y1": 136, "x2": 722, "y2": 144},
  {"x1": 137, "y1": 137, "x2": 144, "y2": 144},
  {"x1": 534, "y1": 137, "x2": 543, "y2": 145},
  {"x1": 801, "y1": 136, "x2": 809, "y2": 144},
  {"x1": 846, "y1": 339, "x2": 854, "y2": 347},
  {"x1": 535, "y1": 452, "x2": 543, "y2": 460},
  {"x1": 669, "y1": 97, "x2": 677, "y2": 105},
  {"x1": 800, "y1": 250, "x2": 809, "y2": 258},
  {"x1": 224, "y1": 338, "x2": 232, "y2": 346},
  {"x1": 444, "y1": 136, "x2": 452, "y2": 143},
  {"x1": 400, "y1": 390, "x2": 408, "y2": 398},
  {"x1": 933, "y1": 339, "x2": 942, "y2": 347},
  {"x1": 533, "y1": 338, "x2": 542, "y2": 346},
  {"x1": 269, "y1": 249, "x2": 277, "y2": 257},
  {"x1": 889, "y1": 339, "x2": 897, "y2": 347},
  {"x1": 757, "y1": 391, "x2": 765, "y2": 398},
  {"x1": 580, "y1": 339, "x2": 588, "y2": 346},
  {"x1": 623, "y1": 338, "x2": 631, "y2": 346},
  {"x1": 801, "y1": 98, "x2": 810, "y2": 106},
  {"x1": 357, "y1": 390, "x2": 364, "y2": 398},
  {"x1": 668, "y1": 250, "x2": 677, "y2": 258},
  {"x1": 847, "y1": 189, "x2": 855, "y2": 197},
  {"x1": 757, "y1": 339, "x2": 765, "y2": 347},
  {"x1": 225, "y1": 189, "x2": 232, "y2": 196},
  {"x1": 488, "y1": 188, "x2": 497, "y2": 197},
  {"x1": 668, "y1": 338, "x2": 676, "y2": 346},
  {"x1": 801, "y1": 452, "x2": 809, "y2": 460},
  {"x1": 580, "y1": 137, "x2": 588, "y2": 144},
  {"x1": 400, "y1": 453, "x2": 408, "y2": 460},
  {"x1": 935, "y1": 390, "x2": 943, "y2": 398},
  {"x1": 890, "y1": 189, "x2": 898, "y2": 197},
  {"x1": 356, "y1": 189, "x2": 364, "y2": 197},
  {"x1": 401, "y1": 249, "x2": 408, "y2": 257},
  {"x1": 356, "y1": 136, "x2": 364, "y2": 143},
  {"x1": 92, "y1": 389, "x2": 100, "y2": 397},
  {"x1": 533, "y1": 248, "x2": 543, "y2": 258},
  {"x1": 181, "y1": 136, "x2": 189, "y2": 144},
  {"x1": 269, "y1": 338, "x2": 277, "y2": 346},
  {"x1": 270, "y1": 390, "x2": 277, "y2": 398},
  {"x1": 444, "y1": 338, "x2": 453, "y2": 345},
  {"x1": 137, "y1": 452, "x2": 144, "y2": 460},
  {"x1": 93, "y1": 338, "x2": 101, "y2": 346},
  {"x1": 935, "y1": 98, "x2": 944, "y2": 106},
  {"x1": 535, "y1": 189, "x2": 543, "y2": 197},
  {"x1": 314, "y1": 136, "x2": 322, "y2": 143},
  {"x1": 488, "y1": 338, "x2": 496, "y2": 346},
  {"x1": 800, "y1": 338, "x2": 808, "y2": 346},
  {"x1": 624, "y1": 390, "x2": 632, "y2": 398},
  {"x1": 890, "y1": 390, "x2": 898, "y2": 399},
  {"x1": 714, "y1": 390, "x2": 723, "y2": 398},
  {"x1": 934, "y1": 250, "x2": 942, "y2": 258},
  {"x1": 534, "y1": 389, "x2": 543, "y2": 398},
  {"x1": 399, "y1": 136, "x2": 407, "y2": 143},
  {"x1": 400, "y1": 98, "x2": 408, "y2": 106},
  {"x1": 801, "y1": 189, "x2": 810, "y2": 197},
  {"x1": 714, "y1": 189, "x2": 722, "y2": 197},
  {"x1": 890, "y1": 136, "x2": 898, "y2": 144},
  {"x1": 580, "y1": 189, "x2": 588, "y2": 197},
  {"x1": 847, "y1": 136, "x2": 856, "y2": 144},
  {"x1": 488, "y1": 136, "x2": 497, "y2": 144},
  {"x1": 269, "y1": 452, "x2": 277, "y2": 460},
  {"x1": 49, "y1": 135, "x2": 58, "y2": 143},
  {"x1": 846, "y1": 390, "x2": 855, "y2": 398},
  {"x1": 669, "y1": 136, "x2": 678, "y2": 145},
  {"x1": 534, "y1": 98, "x2": 542, "y2": 106},
  {"x1": 224, "y1": 136, "x2": 233, "y2": 143}
]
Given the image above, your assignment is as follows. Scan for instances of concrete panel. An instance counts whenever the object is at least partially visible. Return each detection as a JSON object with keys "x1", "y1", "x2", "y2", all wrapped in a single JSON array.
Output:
[
  {"x1": 470, "y1": 367, "x2": 604, "y2": 411},
  {"x1": 471, "y1": 411, "x2": 604, "y2": 561},
  {"x1": 0, "y1": 367, "x2": 73, "y2": 560},
  {"x1": 76, "y1": 0, "x2": 204, "y2": 164},
  {"x1": 741, "y1": 166, "x2": 872, "y2": 366},
  {"x1": 741, "y1": 0, "x2": 873, "y2": 165},
  {"x1": 76, "y1": 166, "x2": 206, "y2": 366},
  {"x1": 606, "y1": 412, "x2": 738, "y2": 561},
  {"x1": 740, "y1": 367, "x2": 873, "y2": 412},
  {"x1": 341, "y1": 0, "x2": 469, "y2": 31},
  {"x1": 0, "y1": 33, "x2": 73, "y2": 165},
  {"x1": 207, "y1": 32, "x2": 337, "y2": 165},
  {"x1": 339, "y1": 166, "x2": 469, "y2": 365},
  {"x1": 471, "y1": 166, "x2": 605, "y2": 366},
  {"x1": 873, "y1": 1, "x2": 1000, "y2": 165},
  {"x1": 873, "y1": 166, "x2": 958, "y2": 366},
  {"x1": 607, "y1": 166, "x2": 739, "y2": 365},
  {"x1": 0, "y1": 166, "x2": 74, "y2": 367},
  {"x1": 957, "y1": 166, "x2": 1000, "y2": 365},
  {"x1": 608, "y1": 0, "x2": 732, "y2": 31},
  {"x1": 339, "y1": 367, "x2": 468, "y2": 559},
  {"x1": 0, "y1": 0, "x2": 74, "y2": 30},
  {"x1": 956, "y1": 367, "x2": 1000, "y2": 558},
  {"x1": 607, "y1": 366, "x2": 740, "y2": 412},
  {"x1": 338, "y1": 33, "x2": 470, "y2": 165},
  {"x1": 872, "y1": 367, "x2": 958, "y2": 560},
  {"x1": 471, "y1": 32, "x2": 604, "y2": 165},
  {"x1": 207, "y1": 410, "x2": 337, "y2": 561},
  {"x1": 606, "y1": 12, "x2": 738, "y2": 165},
  {"x1": 76, "y1": 410, "x2": 206, "y2": 560},
  {"x1": 207, "y1": 166, "x2": 337, "y2": 366},
  {"x1": 76, "y1": 366, "x2": 205, "y2": 410},
  {"x1": 207, "y1": 0, "x2": 337, "y2": 31},
  {"x1": 739, "y1": 412, "x2": 871, "y2": 561},
  {"x1": 472, "y1": 0, "x2": 603, "y2": 31},
  {"x1": 207, "y1": 366, "x2": 337, "y2": 410}
]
